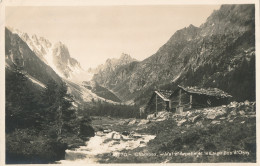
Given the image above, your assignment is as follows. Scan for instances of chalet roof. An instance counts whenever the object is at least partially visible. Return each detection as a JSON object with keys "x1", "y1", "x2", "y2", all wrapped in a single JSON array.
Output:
[
  {"x1": 155, "y1": 90, "x2": 173, "y2": 101},
  {"x1": 178, "y1": 85, "x2": 232, "y2": 98}
]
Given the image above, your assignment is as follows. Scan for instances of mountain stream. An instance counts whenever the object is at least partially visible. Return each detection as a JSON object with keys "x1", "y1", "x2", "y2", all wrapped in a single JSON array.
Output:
[{"x1": 58, "y1": 128, "x2": 155, "y2": 163}]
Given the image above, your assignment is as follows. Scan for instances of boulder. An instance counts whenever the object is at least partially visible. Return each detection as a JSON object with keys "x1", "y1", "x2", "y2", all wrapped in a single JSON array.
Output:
[
  {"x1": 132, "y1": 134, "x2": 142, "y2": 139},
  {"x1": 177, "y1": 119, "x2": 187, "y2": 126},
  {"x1": 238, "y1": 102, "x2": 244, "y2": 106},
  {"x1": 229, "y1": 110, "x2": 237, "y2": 116},
  {"x1": 186, "y1": 111, "x2": 193, "y2": 117},
  {"x1": 211, "y1": 120, "x2": 221, "y2": 125},
  {"x1": 112, "y1": 133, "x2": 123, "y2": 140},
  {"x1": 195, "y1": 109, "x2": 202, "y2": 114},
  {"x1": 138, "y1": 119, "x2": 150, "y2": 126},
  {"x1": 103, "y1": 129, "x2": 112, "y2": 133},
  {"x1": 239, "y1": 110, "x2": 246, "y2": 116},
  {"x1": 118, "y1": 121, "x2": 127, "y2": 125},
  {"x1": 191, "y1": 115, "x2": 201, "y2": 123},
  {"x1": 157, "y1": 111, "x2": 166, "y2": 117},
  {"x1": 147, "y1": 114, "x2": 156, "y2": 120},
  {"x1": 206, "y1": 114, "x2": 216, "y2": 120},
  {"x1": 246, "y1": 115, "x2": 256, "y2": 118},
  {"x1": 147, "y1": 111, "x2": 172, "y2": 121},
  {"x1": 244, "y1": 100, "x2": 250, "y2": 106},
  {"x1": 156, "y1": 111, "x2": 172, "y2": 121},
  {"x1": 172, "y1": 114, "x2": 180, "y2": 119},
  {"x1": 128, "y1": 119, "x2": 137, "y2": 125},
  {"x1": 252, "y1": 102, "x2": 256, "y2": 106},
  {"x1": 247, "y1": 112, "x2": 256, "y2": 115},
  {"x1": 182, "y1": 111, "x2": 192, "y2": 117},
  {"x1": 122, "y1": 131, "x2": 130, "y2": 136},
  {"x1": 205, "y1": 108, "x2": 226, "y2": 120},
  {"x1": 229, "y1": 101, "x2": 238, "y2": 108},
  {"x1": 195, "y1": 121, "x2": 204, "y2": 128}
]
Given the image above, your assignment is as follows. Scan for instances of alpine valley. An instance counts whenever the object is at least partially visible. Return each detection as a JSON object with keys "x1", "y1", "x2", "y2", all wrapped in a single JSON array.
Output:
[{"x1": 5, "y1": 4, "x2": 256, "y2": 164}]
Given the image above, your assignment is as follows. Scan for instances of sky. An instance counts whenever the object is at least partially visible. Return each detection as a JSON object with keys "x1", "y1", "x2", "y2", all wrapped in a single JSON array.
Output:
[{"x1": 6, "y1": 5, "x2": 221, "y2": 69}]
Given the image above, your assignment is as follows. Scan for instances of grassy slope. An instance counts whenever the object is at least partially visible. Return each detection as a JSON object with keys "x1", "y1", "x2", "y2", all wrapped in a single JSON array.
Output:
[{"x1": 92, "y1": 84, "x2": 121, "y2": 102}]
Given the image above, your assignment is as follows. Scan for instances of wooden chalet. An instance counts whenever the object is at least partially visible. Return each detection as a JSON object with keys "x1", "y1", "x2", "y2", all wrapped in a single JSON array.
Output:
[
  {"x1": 145, "y1": 85, "x2": 232, "y2": 115},
  {"x1": 145, "y1": 90, "x2": 173, "y2": 114},
  {"x1": 169, "y1": 85, "x2": 232, "y2": 114}
]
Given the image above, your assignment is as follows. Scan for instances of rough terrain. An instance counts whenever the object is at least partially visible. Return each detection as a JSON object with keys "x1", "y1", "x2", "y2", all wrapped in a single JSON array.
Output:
[{"x1": 59, "y1": 101, "x2": 256, "y2": 163}]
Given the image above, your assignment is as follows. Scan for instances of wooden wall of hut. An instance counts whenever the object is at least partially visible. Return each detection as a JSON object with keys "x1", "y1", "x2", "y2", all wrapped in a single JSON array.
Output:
[
  {"x1": 192, "y1": 94, "x2": 228, "y2": 108},
  {"x1": 191, "y1": 94, "x2": 211, "y2": 108},
  {"x1": 170, "y1": 89, "x2": 191, "y2": 111},
  {"x1": 190, "y1": 94, "x2": 230, "y2": 108},
  {"x1": 146, "y1": 94, "x2": 168, "y2": 114}
]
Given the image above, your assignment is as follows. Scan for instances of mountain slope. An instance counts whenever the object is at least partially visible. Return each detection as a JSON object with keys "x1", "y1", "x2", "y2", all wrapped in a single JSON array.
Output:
[
  {"x1": 5, "y1": 28, "x2": 96, "y2": 164},
  {"x1": 63, "y1": 79, "x2": 121, "y2": 106},
  {"x1": 5, "y1": 28, "x2": 63, "y2": 87},
  {"x1": 92, "y1": 53, "x2": 138, "y2": 87},
  {"x1": 8, "y1": 27, "x2": 84, "y2": 80},
  {"x1": 92, "y1": 4, "x2": 255, "y2": 105},
  {"x1": 5, "y1": 27, "x2": 118, "y2": 106},
  {"x1": 52, "y1": 42, "x2": 83, "y2": 78},
  {"x1": 82, "y1": 81, "x2": 121, "y2": 102}
]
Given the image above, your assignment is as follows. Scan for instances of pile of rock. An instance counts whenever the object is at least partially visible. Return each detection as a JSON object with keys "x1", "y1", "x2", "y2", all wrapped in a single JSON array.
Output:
[
  {"x1": 145, "y1": 100, "x2": 255, "y2": 128},
  {"x1": 147, "y1": 111, "x2": 173, "y2": 121}
]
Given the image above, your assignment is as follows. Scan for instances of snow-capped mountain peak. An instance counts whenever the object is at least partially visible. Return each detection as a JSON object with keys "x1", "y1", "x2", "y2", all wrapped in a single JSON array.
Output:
[{"x1": 7, "y1": 27, "x2": 89, "y2": 81}]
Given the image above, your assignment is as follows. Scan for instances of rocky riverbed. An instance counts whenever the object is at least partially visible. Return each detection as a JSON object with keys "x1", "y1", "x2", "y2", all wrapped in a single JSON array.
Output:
[{"x1": 57, "y1": 116, "x2": 155, "y2": 163}]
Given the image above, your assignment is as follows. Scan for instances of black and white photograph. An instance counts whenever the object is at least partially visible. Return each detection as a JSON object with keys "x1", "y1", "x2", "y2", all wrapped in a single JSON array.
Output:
[{"x1": 1, "y1": 0, "x2": 259, "y2": 164}]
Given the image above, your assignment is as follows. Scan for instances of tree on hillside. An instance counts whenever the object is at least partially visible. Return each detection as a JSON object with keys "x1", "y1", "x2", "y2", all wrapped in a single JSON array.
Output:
[
  {"x1": 6, "y1": 67, "x2": 43, "y2": 133},
  {"x1": 41, "y1": 80, "x2": 77, "y2": 137}
]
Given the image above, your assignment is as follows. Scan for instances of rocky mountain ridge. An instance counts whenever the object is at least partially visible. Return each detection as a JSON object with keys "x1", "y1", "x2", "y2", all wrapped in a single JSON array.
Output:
[
  {"x1": 5, "y1": 28, "x2": 63, "y2": 87},
  {"x1": 8, "y1": 27, "x2": 83, "y2": 79},
  {"x1": 5, "y1": 28, "x2": 120, "y2": 106},
  {"x1": 92, "y1": 4, "x2": 255, "y2": 105},
  {"x1": 91, "y1": 53, "x2": 138, "y2": 89},
  {"x1": 90, "y1": 53, "x2": 137, "y2": 74}
]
